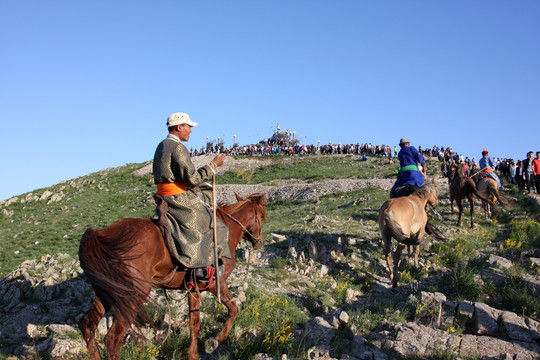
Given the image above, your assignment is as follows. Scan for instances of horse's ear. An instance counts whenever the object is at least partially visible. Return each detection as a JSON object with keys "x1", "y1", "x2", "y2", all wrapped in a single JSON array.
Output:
[
  {"x1": 235, "y1": 193, "x2": 244, "y2": 202},
  {"x1": 258, "y1": 194, "x2": 267, "y2": 205}
]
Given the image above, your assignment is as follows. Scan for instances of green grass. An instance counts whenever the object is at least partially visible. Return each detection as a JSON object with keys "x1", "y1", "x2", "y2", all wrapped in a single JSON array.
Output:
[
  {"x1": 217, "y1": 155, "x2": 398, "y2": 184},
  {"x1": 0, "y1": 162, "x2": 156, "y2": 277}
]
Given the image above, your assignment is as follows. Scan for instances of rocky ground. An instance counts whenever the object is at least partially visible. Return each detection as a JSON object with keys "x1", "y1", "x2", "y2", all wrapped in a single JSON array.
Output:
[{"x1": 1, "y1": 155, "x2": 539, "y2": 359}]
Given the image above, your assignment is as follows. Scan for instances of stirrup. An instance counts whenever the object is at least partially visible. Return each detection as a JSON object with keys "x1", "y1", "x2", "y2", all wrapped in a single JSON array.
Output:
[{"x1": 193, "y1": 266, "x2": 216, "y2": 282}]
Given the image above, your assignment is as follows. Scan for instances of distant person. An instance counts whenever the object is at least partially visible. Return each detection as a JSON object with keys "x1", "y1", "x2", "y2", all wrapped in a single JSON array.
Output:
[
  {"x1": 390, "y1": 137, "x2": 426, "y2": 198},
  {"x1": 153, "y1": 112, "x2": 231, "y2": 279},
  {"x1": 440, "y1": 160, "x2": 449, "y2": 179},
  {"x1": 516, "y1": 160, "x2": 524, "y2": 190},
  {"x1": 523, "y1": 151, "x2": 536, "y2": 194},
  {"x1": 533, "y1": 152, "x2": 540, "y2": 193},
  {"x1": 479, "y1": 149, "x2": 502, "y2": 189},
  {"x1": 509, "y1": 161, "x2": 517, "y2": 185}
]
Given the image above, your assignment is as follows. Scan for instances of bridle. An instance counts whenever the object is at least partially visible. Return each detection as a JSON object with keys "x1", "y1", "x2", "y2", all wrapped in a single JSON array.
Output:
[{"x1": 219, "y1": 204, "x2": 264, "y2": 247}]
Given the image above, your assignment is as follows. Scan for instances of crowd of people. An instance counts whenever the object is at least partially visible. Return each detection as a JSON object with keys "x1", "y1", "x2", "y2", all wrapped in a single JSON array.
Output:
[{"x1": 189, "y1": 131, "x2": 540, "y2": 195}]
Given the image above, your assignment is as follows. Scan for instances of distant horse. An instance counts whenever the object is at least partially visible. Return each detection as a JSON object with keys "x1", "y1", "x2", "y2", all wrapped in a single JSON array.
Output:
[
  {"x1": 78, "y1": 193, "x2": 267, "y2": 360},
  {"x1": 378, "y1": 179, "x2": 439, "y2": 287},
  {"x1": 477, "y1": 176, "x2": 509, "y2": 218},
  {"x1": 448, "y1": 163, "x2": 496, "y2": 228}
]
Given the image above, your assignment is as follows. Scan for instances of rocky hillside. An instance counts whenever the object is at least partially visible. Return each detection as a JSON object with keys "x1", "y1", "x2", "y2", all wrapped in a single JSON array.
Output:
[{"x1": 0, "y1": 155, "x2": 539, "y2": 359}]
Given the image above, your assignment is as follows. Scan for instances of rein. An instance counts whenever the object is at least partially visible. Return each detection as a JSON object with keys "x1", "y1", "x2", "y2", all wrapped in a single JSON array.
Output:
[{"x1": 219, "y1": 207, "x2": 264, "y2": 243}]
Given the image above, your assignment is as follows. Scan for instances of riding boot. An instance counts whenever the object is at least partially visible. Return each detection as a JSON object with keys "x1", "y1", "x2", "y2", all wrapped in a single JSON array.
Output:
[{"x1": 191, "y1": 262, "x2": 225, "y2": 282}]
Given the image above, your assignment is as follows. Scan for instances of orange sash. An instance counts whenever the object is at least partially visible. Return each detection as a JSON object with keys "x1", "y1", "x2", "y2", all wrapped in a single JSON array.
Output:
[
  {"x1": 156, "y1": 182, "x2": 188, "y2": 196},
  {"x1": 481, "y1": 168, "x2": 494, "y2": 176}
]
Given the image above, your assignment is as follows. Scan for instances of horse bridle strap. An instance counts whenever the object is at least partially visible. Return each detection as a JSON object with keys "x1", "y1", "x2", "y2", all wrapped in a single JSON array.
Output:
[{"x1": 219, "y1": 208, "x2": 263, "y2": 242}]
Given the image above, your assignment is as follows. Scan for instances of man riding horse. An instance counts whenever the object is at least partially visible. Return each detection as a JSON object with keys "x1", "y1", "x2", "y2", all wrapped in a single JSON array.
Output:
[
  {"x1": 479, "y1": 149, "x2": 502, "y2": 189},
  {"x1": 153, "y1": 112, "x2": 231, "y2": 280},
  {"x1": 390, "y1": 137, "x2": 427, "y2": 198}
]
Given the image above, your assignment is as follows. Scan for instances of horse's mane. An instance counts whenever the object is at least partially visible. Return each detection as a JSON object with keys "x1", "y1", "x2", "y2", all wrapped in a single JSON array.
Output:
[{"x1": 413, "y1": 180, "x2": 439, "y2": 200}]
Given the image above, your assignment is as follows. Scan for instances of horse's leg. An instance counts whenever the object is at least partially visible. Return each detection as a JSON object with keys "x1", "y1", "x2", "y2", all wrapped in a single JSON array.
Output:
[
  {"x1": 413, "y1": 245, "x2": 420, "y2": 268},
  {"x1": 468, "y1": 195, "x2": 475, "y2": 228},
  {"x1": 383, "y1": 235, "x2": 394, "y2": 285},
  {"x1": 188, "y1": 291, "x2": 202, "y2": 360},
  {"x1": 104, "y1": 286, "x2": 151, "y2": 360},
  {"x1": 205, "y1": 283, "x2": 238, "y2": 353},
  {"x1": 103, "y1": 315, "x2": 131, "y2": 360},
  {"x1": 392, "y1": 243, "x2": 405, "y2": 288},
  {"x1": 79, "y1": 296, "x2": 108, "y2": 360},
  {"x1": 456, "y1": 199, "x2": 464, "y2": 226}
]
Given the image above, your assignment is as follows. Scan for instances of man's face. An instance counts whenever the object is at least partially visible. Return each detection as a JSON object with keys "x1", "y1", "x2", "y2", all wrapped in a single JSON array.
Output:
[
  {"x1": 177, "y1": 124, "x2": 192, "y2": 142},
  {"x1": 536, "y1": 152, "x2": 540, "y2": 159}
]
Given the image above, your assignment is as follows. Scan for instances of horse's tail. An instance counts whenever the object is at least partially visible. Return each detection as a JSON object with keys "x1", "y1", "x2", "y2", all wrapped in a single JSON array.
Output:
[
  {"x1": 465, "y1": 180, "x2": 499, "y2": 210},
  {"x1": 79, "y1": 226, "x2": 149, "y2": 327},
  {"x1": 486, "y1": 180, "x2": 509, "y2": 206},
  {"x1": 381, "y1": 210, "x2": 431, "y2": 246}
]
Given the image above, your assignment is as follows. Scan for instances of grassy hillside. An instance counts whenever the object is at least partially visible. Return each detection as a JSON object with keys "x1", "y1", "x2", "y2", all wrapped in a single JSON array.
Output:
[
  {"x1": 1, "y1": 154, "x2": 540, "y2": 359},
  {"x1": 0, "y1": 155, "x2": 395, "y2": 278},
  {"x1": 0, "y1": 155, "x2": 538, "y2": 279}
]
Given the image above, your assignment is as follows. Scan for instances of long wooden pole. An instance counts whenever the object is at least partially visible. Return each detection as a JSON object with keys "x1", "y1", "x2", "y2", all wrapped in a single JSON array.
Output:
[{"x1": 212, "y1": 173, "x2": 221, "y2": 303}]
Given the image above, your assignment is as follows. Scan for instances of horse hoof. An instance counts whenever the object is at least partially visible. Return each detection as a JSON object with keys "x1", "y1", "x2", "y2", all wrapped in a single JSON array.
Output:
[{"x1": 205, "y1": 338, "x2": 220, "y2": 353}]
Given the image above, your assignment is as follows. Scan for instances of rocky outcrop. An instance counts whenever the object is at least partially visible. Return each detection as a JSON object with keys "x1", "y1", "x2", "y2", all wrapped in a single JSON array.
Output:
[{"x1": 1, "y1": 250, "x2": 539, "y2": 359}]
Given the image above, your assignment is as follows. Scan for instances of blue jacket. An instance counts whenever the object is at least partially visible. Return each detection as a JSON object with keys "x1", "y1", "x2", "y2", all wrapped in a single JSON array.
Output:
[{"x1": 390, "y1": 146, "x2": 425, "y2": 196}]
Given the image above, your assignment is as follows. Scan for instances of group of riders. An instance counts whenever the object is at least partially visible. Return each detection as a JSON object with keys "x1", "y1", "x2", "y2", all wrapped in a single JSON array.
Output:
[{"x1": 153, "y1": 112, "x2": 505, "y2": 279}]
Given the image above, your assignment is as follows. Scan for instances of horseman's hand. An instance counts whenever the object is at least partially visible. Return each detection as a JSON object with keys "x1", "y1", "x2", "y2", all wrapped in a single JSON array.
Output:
[{"x1": 212, "y1": 154, "x2": 226, "y2": 168}]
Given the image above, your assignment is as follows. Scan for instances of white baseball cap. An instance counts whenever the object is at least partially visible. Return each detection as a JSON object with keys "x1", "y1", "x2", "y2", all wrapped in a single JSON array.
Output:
[{"x1": 166, "y1": 112, "x2": 198, "y2": 127}]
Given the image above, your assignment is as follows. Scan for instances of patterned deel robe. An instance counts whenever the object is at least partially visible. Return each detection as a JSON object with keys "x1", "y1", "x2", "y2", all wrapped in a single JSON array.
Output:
[{"x1": 153, "y1": 134, "x2": 231, "y2": 268}]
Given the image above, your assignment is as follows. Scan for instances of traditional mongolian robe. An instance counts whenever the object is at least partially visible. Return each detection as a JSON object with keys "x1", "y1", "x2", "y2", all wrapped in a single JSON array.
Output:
[
  {"x1": 153, "y1": 134, "x2": 231, "y2": 268},
  {"x1": 390, "y1": 145, "x2": 425, "y2": 197}
]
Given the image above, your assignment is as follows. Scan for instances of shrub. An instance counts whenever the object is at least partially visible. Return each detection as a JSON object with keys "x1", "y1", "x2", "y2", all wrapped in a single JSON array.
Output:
[
  {"x1": 498, "y1": 275, "x2": 540, "y2": 318},
  {"x1": 269, "y1": 255, "x2": 288, "y2": 269},
  {"x1": 451, "y1": 266, "x2": 483, "y2": 302},
  {"x1": 231, "y1": 287, "x2": 308, "y2": 358},
  {"x1": 509, "y1": 219, "x2": 540, "y2": 248}
]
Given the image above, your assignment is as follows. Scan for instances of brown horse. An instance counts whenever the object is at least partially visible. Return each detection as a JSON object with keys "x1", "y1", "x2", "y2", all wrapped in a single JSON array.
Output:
[
  {"x1": 448, "y1": 163, "x2": 496, "y2": 228},
  {"x1": 78, "y1": 193, "x2": 267, "y2": 360},
  {"x1": 378, "y1": 179, "x2": 439, "y2": 287},
  {"x1": 477, "y1": 176, "x2": 508, "y2": 218}
]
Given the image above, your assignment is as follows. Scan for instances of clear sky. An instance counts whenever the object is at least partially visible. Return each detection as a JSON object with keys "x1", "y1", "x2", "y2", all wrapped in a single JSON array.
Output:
[{"x1": 1, "y1": 1, "x2": 539, "y2": 201}]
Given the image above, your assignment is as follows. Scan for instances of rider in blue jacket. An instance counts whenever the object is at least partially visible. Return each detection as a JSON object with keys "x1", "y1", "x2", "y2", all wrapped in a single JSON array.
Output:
[{"x1": 390, "y1": 138, "x2": 427, "y2": 198}]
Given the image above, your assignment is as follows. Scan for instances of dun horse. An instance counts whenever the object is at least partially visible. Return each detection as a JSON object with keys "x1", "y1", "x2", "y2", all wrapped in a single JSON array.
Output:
[
  {"x1": 378, "y1": 179, "x2": 439, "y2": 287},
  {"x1": 448, "y1": 163, "x2": 496, "y2": 228},
  {"x1": 78, "y1": 193, "x2": 267, "y2": 360},
  {"x1": 477, "y1": 176, "x2": 508, "y2": 218}
]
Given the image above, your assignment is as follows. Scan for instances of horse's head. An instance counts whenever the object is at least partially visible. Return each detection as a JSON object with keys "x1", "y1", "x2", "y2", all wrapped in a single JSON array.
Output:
[
  {"x1": 427, "y1": 179, "x2": 439, "y2": 207},
  {"x1": 416, "y1": 179, "x2": 439, "y2": 208},
  {"x1": 244, "y1": 194, "x2": 267, "y2": 250},
  {"x1": 448, "y1": 163, "x2": 459, "y2": 181},
  {"x1": 220, "y1": 193, "x2": 267, "y2": 250}
]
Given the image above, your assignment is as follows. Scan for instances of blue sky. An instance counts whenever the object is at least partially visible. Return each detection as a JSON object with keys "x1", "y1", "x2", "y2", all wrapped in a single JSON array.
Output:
[{"x1": 1, "y1": 1, "x2": 539, "y2": 201}]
